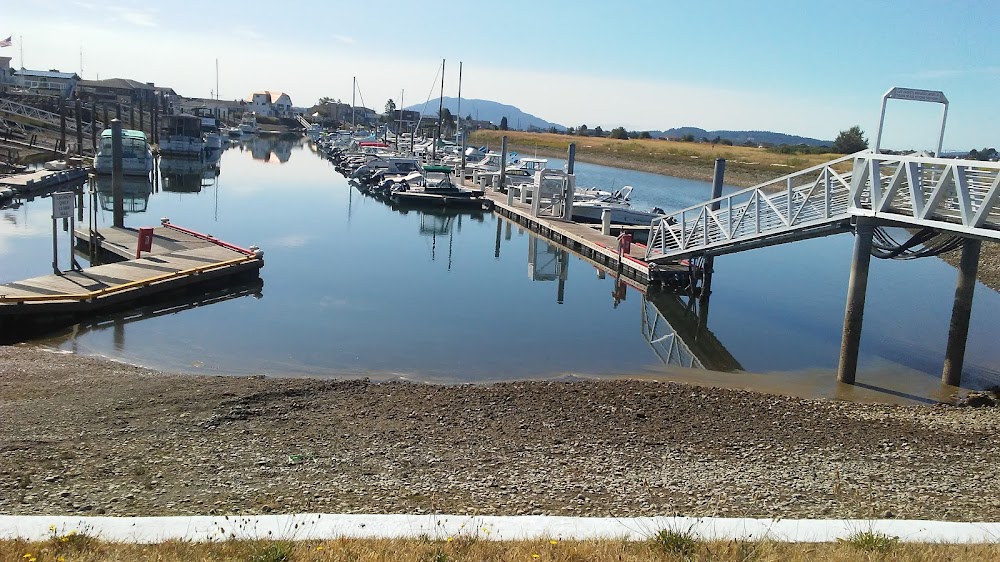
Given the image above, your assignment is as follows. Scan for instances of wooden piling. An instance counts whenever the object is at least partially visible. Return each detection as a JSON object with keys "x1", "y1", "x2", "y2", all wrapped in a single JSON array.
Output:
[
  {"x1": 499, "y1": 135, "x2": 508, "y2": 191},
  {"x1": 75, "y1": 98, "x2": 83, "y2": 155},
  {"x1": 138, "y1": 97, "x2": 144, "y2": 132},
  {"x1": 701, "y1": 158, "x2": 726, "y2": 299},
  {"x1": 111, "y1": 119, "x2": 124, "y2": 228},
  {"x1": 942, "y1": 238, "x2": 982, "y2": 386},
  {"x1": 90, "y1": 99, "x2": 98, "y2": 152},
  {"x1": 566, "y1": 142, "x2": 576, "y2": 175},
  {"x1": 59, "y1": 98, "x2": 67, "y2": 153},
  {"x1": 837, "y1": 219, "x2": 875, "y2": 384}
]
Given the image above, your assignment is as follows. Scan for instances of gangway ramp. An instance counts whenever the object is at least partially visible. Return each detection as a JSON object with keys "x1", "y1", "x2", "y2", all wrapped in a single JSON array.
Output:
[{"x1": 645, "y1": 151, "x2": 1000, "y2": 262}]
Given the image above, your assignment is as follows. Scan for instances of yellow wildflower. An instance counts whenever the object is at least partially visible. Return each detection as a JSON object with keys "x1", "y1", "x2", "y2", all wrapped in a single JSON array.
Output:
[
  {"x1": 549, "y1": 539, "x2": 558, "y2": 545},
  {"x1": 532, "y1": 554, "x2": 540, "y2": 559},
  {"x1": 316, "y1": 545, "x2": 324, "y2": 551},
  {"x1": 446, "y1": 537, "x2": 453, "y2": 542}
]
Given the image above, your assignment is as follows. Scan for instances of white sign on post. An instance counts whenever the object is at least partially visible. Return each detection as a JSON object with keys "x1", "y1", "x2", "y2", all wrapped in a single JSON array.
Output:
[{"x1": 52, "y1": 191, "x2": 75, "y2": 219}]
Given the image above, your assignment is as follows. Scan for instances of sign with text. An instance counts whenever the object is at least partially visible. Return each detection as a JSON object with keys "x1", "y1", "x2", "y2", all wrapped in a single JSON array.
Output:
[
  {"x1": 886, "y1": 87, "x2": 948, "y2": 104},
  {"x1": 51, "y1": 191, "x2": 75, "y2": 219}
]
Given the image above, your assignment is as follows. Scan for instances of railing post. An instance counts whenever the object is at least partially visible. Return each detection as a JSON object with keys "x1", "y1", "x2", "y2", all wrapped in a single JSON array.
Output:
[{"x1": 837, "y1": 219, "x2": 875, "y2": 384}]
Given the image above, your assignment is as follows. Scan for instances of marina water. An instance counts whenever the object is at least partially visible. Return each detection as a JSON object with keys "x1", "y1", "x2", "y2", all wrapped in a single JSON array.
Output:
[{"x1": 3, "y1": 137, "x2": 999, "y2": 402}]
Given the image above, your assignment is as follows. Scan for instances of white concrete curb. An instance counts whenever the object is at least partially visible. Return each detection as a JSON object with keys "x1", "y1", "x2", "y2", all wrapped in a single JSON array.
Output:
[{"x1": 2, "y1": 514, "x2": 999, "y2": 543}]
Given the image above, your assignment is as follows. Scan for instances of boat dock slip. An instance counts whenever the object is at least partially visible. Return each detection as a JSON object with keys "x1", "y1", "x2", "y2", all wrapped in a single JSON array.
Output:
[
  {"x1": 0, "y1": 222, "x2": 263, "y2": 342},
  {"x1": 481, "y1": 189, "x2": 690, "y2": 287},
  {"x1": 0, "y1": 168, "x2": 88, "y2": 195}
]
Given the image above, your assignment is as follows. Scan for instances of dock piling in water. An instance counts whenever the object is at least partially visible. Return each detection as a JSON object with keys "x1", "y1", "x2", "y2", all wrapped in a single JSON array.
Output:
[
  {"x1": 111, "y1": 119, "x2": 124, "y2": 228},
  {"x1": 701, "y1": 158, "x2": 726, "y2": 300},
  {"x1": 837, "y1": 219, "x2": 875, "y2": 384},
  {"x1": 942, "y1": 238, "x2": 982, "y2": 386}
]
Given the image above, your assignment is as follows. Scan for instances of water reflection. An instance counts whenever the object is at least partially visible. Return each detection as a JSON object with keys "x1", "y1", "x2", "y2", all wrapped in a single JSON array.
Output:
[
  {"x1": 237, "y1": 135, "x2": 299, "y2": 164},
  {"x1": 158, "y1": 157, "x2": 219, "y2": 193},
  {"x1": 93, "y1": 175, "x2": 153, "y2": 214}
]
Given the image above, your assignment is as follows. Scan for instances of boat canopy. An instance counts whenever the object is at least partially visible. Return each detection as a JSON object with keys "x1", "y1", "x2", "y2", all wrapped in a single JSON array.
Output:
[
  {"x1": 358, "y1": 142, "x2": 389, "y2": 147},
  {"x1": 423, "y1": 165, "x2": 453, "y2": 173},
  {"x1": 100, "y1": 129, "x2": 148, "y2": 141}
]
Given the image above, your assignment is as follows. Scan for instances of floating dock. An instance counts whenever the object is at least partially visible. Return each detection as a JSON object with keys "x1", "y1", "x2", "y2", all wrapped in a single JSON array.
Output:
[
  {"x1": 480, "y1": 189, "x2": 692, "y2": 288},
  {"x1": 0, "y1": 167, "x2": 88, "y2": 197},
  {"x1": 0, "y1": 222, "x2": 263, "y2": 342}
]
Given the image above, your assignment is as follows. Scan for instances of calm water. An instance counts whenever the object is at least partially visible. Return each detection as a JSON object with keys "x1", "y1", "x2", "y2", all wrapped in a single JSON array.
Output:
[{"x1": 3, "y1": 137, "x2": 999, "y2": 400}]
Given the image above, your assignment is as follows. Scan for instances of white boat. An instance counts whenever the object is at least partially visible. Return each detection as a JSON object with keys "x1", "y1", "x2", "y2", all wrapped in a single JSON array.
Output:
[
  {"x1": 159, "y1": 114, "x2": 205, "y2": 157},
  {"x1": 93, "y1": 129, "x2": 154, "y2": 176},
  {"x1": 571, "y1": 186, "x2": 666, "y2": 226},
  {"x1": 239, "y1": 112, "x2": 259, "y2": 134}
]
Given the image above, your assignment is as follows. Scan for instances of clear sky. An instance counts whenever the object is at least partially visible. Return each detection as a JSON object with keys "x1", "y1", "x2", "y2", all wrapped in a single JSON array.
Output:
[{"x1": 5, "y1": 0, "x2": 998, "y2": 150}]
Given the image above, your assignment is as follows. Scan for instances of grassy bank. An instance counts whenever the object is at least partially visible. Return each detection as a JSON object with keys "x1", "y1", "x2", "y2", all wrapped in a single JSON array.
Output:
[
  {"x1": 467, "y1": 130, "x2": 843, "y2": 188},
  {"x1": 5, "y1": 534, "x2": 999, "y2": 562}
]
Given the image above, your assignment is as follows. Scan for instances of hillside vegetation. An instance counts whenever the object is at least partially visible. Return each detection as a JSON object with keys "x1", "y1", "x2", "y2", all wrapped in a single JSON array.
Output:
[{"x1": 468, "y1": 131, "x2": 844, "y2": 188}]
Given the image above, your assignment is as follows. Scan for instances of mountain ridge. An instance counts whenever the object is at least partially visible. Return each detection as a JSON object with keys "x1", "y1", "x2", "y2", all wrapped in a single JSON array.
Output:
[{"x1": 403, "y1": 97, "x2": 565, "y2": 132}]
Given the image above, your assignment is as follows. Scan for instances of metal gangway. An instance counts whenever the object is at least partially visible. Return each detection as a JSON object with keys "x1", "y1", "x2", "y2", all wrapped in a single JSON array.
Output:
[
  {"x1": 295, "y1": 115, "x2": 312, "y2": 129},
  {"x1": 646, "y1": 151, "x2": 1000, "y2": 262},
  {"x1": 0, "y1": 99, "x2": 103, "y2": 137},
  {"x1": 646, "y1": 87, "x2": 1000, "y2": 263}
]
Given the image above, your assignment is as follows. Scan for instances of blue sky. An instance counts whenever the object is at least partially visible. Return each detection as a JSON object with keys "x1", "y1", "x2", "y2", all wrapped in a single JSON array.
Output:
[{"x1": 5, "y1": 0, "x2": 998, "y2": 150}]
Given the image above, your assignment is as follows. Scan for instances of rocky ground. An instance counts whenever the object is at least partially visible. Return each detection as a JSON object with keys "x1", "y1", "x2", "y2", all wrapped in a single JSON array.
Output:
[{"x1": 1, "y1": 346, "x2": 997, "y2": 522}]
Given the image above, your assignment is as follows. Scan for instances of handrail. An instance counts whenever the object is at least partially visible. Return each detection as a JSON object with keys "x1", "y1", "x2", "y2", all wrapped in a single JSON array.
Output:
[
  {"x1": 0, "y1": 255, "x2": 257, "y2": 304},
  {"x1": 160, "y1": 221, "x2": 259, "y2": 256}
]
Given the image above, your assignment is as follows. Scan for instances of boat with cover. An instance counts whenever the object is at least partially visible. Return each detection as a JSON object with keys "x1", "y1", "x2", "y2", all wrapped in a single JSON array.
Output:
[
  {"x1": 239, "y1": 112, "x2": 259, "y2": 134},
  {"x1": 93, "y1": 129, "x2": 154, "y2": 176}
]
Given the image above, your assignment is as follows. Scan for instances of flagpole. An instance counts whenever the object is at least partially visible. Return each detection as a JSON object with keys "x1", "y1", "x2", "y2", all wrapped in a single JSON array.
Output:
[{"x1": 19, "y1": 35, "x2": 23, "y2": 69}]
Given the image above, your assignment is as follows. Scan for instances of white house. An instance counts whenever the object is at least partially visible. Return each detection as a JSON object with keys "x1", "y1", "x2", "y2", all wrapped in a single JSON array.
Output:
[
  {"x1": 245, "y1": 91, "x2": 293, "y2": 117},
  {"x1": 15, "y1": 69, "x2": 80, "y2": 98}
]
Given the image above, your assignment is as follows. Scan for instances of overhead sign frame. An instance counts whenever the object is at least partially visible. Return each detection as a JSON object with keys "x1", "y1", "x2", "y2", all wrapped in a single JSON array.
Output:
[{"x1": 874, "y1": 87, "x2": 949, "y2": 157}]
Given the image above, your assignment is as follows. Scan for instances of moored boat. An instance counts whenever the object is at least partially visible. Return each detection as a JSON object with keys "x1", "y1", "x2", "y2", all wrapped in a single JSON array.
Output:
[{"x1": 93, "y1": 129, "x2": 154, "y2": 176}]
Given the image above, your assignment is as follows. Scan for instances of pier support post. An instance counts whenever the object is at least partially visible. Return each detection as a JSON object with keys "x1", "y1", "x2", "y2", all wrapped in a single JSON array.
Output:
[
  {"x1": 75, "y1": 98, "x2": 83, "y2": 155},
  {"x1": 139, "y1": 97, "x2": 144, "y2": 132},
  {"x1": 566, "y1": 143, "x2": 576, "y2": 175},
  {"x1": 111, "y1": 119, "x2": 125, "y2": 228},
  {"x1": 90, "y1": 99, "x2": 98, "y2": 153},
  {"x1": 602, "y1": 208, "x2": 612, "y2": 236},
  {"x1": 59, "y1": 97, "x2": 67, "y2": 153},
  {"x1": 499, "y1": 135, "x2": 508, "y2": 192},
  {"x1": 837, "y1": 219, "x2": 875, "y2": 384},
  {"x1": 701, "y1": 158, "x2": 726, "y2": 300},
  {"x1": 942, "y1": 238, "x2": 982, "y2": 386}
]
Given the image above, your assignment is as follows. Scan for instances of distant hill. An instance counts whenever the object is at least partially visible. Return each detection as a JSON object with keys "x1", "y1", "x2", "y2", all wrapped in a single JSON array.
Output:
[
  {"x1": 403, "y1": 97, "x2": 565, "y2": 132},
  {"x1": 652, "y1": 127, "x2": 831, "y2": 147}
]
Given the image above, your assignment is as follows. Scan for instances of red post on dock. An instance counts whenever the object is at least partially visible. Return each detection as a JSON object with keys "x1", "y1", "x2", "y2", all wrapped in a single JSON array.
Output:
[{"x1": 136, "y1": 227, "x2": 154, "y2": 259}]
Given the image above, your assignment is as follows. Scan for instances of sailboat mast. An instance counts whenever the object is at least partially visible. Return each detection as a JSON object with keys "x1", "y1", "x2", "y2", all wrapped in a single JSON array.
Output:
[
  {"x1": 351, "y1": 77, "x2": 356, "y2": 132},
  {"x1": 215, "y1": 58, "x2": 219, "y2": 100},
  {"x1": 457, "y1": 61, "x2": 465, "y2": 169},
  {"x1": 434, "y1": 59, "x2": 445, "y2": 160},
  {"x1": 397, "y1": 89, "x2": 404, "y2": 152}
]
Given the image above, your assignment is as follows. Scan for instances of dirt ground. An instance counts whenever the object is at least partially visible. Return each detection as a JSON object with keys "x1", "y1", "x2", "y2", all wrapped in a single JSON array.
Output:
[{"x1": 1, "y1": 346, "x2": 997, "y2": 522}]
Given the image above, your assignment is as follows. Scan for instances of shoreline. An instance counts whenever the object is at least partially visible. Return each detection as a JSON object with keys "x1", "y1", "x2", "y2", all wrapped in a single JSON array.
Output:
[{"x1": 1, "y1": 346, "x2": 998, "y2": 522}]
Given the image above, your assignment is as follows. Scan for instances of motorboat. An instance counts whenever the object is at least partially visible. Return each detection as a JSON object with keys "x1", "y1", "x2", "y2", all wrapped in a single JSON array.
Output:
[
  {"x1": 93, "y1": 128, "x2": 154, "y2": 176},
  {"x1": 239, "y1": 112, "x2": 259, "y2": 134},
  {"x1": 390, "y1": 165, "x2": 490, "y2": 209},
  {"x1": 159, "y1": 114, "x2": 205, "y2": 157},
  {"x1": 570, "y1": 186, "x2": 666, "y2": 226}
]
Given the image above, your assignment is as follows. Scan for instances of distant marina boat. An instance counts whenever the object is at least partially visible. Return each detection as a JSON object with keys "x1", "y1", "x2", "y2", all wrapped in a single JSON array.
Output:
[
  {"x1": 159, "y1": 114, "x2": 206, "y2": 157},
  {"x1": 93, "y1": 129, "x2": 154, "y2": 176},
  {"x1": 239, "y1": 112, "x2": 259, "y2": 134}
]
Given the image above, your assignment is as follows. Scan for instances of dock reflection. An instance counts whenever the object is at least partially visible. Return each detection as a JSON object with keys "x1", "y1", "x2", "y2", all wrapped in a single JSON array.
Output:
[{"x1": 38, "y1": 278, "x2": 264, "y2": 351}]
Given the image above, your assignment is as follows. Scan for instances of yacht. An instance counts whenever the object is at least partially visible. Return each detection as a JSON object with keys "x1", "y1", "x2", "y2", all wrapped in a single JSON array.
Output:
[{"x1": 93, "y1": 129, "x2": 154, "y2": 176}]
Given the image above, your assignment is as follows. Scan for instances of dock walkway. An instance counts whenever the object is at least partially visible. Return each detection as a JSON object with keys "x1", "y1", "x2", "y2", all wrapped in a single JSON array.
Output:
[
  {"x1": 481, "y1": 189, "x2": 689, "y2": 286},
  {"x1": 0, "y1": 223, "x2": 263, "y2": 341}
]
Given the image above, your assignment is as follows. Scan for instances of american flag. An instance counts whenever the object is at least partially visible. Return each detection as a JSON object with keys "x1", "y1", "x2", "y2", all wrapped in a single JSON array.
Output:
[{"x1": 0, "y1": 37, "x2": 11, "y2": 48}]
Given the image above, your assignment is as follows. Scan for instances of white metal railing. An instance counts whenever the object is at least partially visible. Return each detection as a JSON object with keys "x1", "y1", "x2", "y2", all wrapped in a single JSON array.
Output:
[
  {"x1": 0, "y1": 99, "x2": 102, "y2": 136},
  {"x1": 645, "y1": 152, "x2": 861, "y2": 261},
  {"x1": 645, "y1": 151, "x2": 1000, "y2": 262},
  {"x1": 641, "y1": 296, "x2": 702, "y2": 369},
  {"x1": 849, "y1": 153, "x2": 1000, "y2": 237}
]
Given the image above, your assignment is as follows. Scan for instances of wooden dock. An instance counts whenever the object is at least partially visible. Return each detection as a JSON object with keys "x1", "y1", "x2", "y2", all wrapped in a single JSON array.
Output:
[
  {"x1": 479, "y1": 188, "x2": 692, "y2": 287},
  {"x1": 0, "y1": 222, "x2": 263, "y2": 342}
]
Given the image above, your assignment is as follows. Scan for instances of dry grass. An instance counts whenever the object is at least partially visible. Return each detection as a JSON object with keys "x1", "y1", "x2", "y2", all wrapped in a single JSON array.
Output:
[
  {"x1": 4, "y1": 535, "x2": 1000, "y2": 562},
  {"x1": 468, "y1": 130, "x2": 845, "y2": 188}
]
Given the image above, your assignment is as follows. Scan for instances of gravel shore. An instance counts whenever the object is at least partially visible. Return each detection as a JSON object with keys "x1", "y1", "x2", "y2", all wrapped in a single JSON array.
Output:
[{"x1": 1, "y1": 346, "x2": 997, "y2": 522}]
